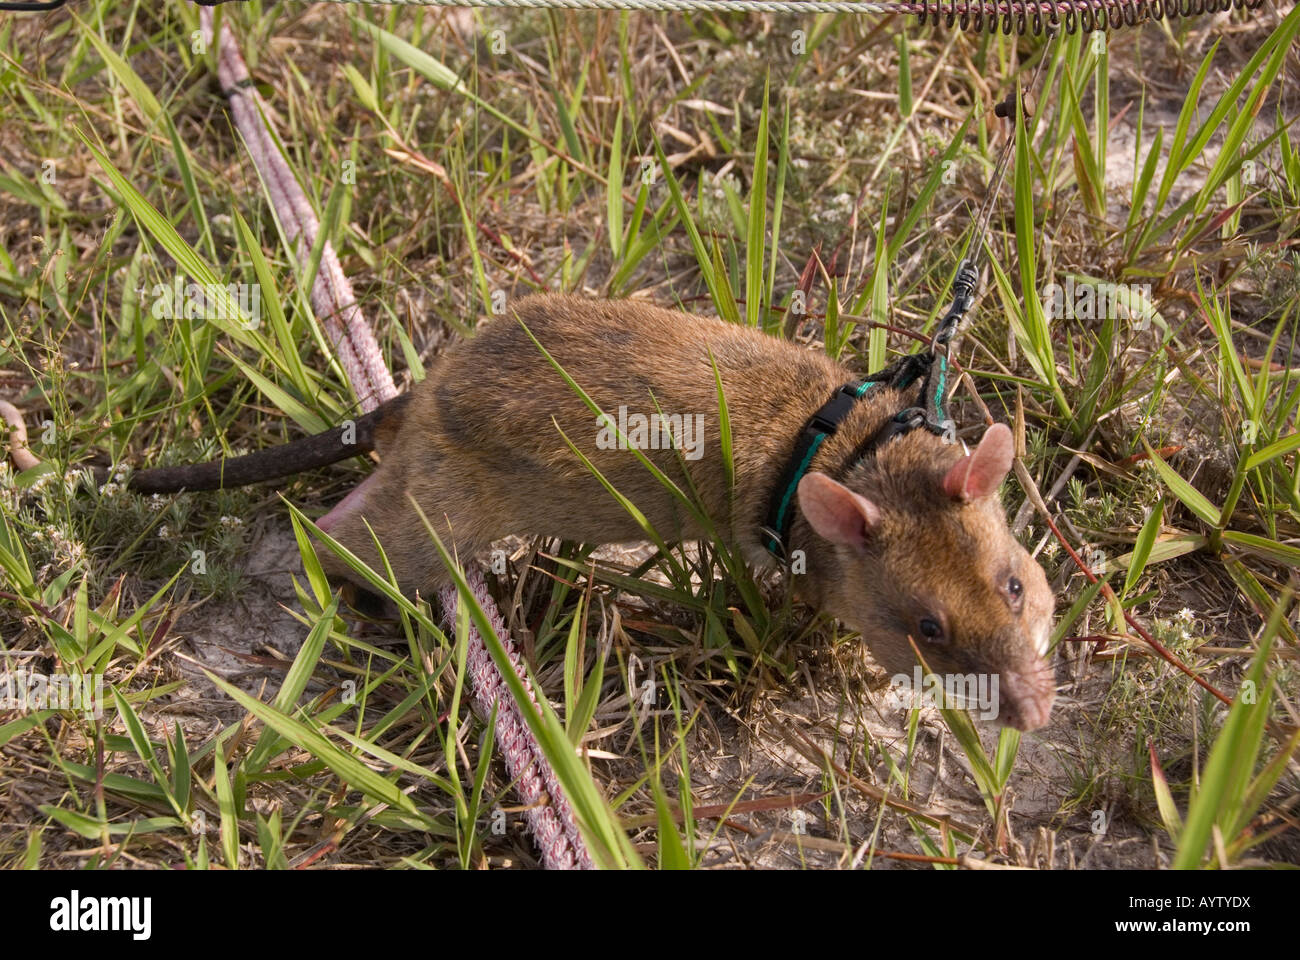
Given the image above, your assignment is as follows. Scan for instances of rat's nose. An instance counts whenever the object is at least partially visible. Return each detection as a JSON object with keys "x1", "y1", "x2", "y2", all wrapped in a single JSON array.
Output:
[{"x1": 996, "y1": 663, "x2": 1055, "y2": 731}]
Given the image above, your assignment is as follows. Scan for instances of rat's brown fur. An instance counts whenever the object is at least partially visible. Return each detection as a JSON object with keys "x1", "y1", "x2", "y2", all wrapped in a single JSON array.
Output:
[{"x1": 318, "y1": 294, "x2": 1056, "y2": 729}]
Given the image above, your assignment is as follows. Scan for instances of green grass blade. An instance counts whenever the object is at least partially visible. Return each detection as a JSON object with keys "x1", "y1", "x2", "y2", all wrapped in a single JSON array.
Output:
[
  {"x1": 1122, "y1": 500, "x2": 1163, "y2": 599},
  {"x1": 1142, "y1": 440, "x2": 1222, "y2": 528}
]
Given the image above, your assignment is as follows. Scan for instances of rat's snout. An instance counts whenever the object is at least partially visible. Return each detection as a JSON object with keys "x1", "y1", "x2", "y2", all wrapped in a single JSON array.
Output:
[{"x1": 994, "y1": 658, "x2": 1056, "y2": 731}]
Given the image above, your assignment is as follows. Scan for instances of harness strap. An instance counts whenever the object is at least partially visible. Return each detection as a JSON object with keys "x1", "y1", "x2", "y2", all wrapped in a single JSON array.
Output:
[
  {"x1": 762, "y1": 351, "x2": 940, "y2": 558},
  {"x1": 761, "y1": 258, "x2": 981, "y2": 560},
  {"x1": 758, "y1": 51, "x2": 1046, "y2": 561},
  {"x1": 761, "y1": 379, "x2": 874, "y2": 557}
]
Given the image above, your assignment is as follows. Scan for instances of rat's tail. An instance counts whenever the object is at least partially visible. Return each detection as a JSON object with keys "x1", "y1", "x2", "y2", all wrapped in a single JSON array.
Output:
[
  {"x1": 127, "y1": 393, "x2": 411, "y2": 494},
  {"x1": 1, "y1": 393, "x2": 410, "y2": 494}
]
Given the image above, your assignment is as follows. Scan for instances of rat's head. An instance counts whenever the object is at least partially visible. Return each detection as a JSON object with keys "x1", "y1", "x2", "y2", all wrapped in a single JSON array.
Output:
[{"x1": 794, "y1": 423, "x2": 1055, "y2": 731}]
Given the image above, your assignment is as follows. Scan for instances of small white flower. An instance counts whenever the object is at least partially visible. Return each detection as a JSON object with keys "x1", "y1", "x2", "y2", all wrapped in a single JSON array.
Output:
[{"x1": 61, "y1": 540, "x2": 85, "y2": 565}]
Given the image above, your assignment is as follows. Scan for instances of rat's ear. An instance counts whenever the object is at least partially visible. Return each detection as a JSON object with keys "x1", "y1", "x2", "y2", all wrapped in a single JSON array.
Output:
[
  {"x1": 798, "y1": 472, "x2": 881, "y2": 548},
  {"x1": 942, "y1": 422, "x2": 1014, "y2": 501}
]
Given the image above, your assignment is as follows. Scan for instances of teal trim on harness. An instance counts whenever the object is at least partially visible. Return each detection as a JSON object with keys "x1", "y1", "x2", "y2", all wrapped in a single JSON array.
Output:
[
  {"x1": 932, "y1": 355, "x2": 947, "y2": 410},
  {"x1": 763, "y1": 261, "x2": 971, "y2": 559},
  {"x1": 763, "y1": 380, "x2": 878, "y2": 555},
  {"x1": 767, "y1": 432, "x2": 827, "y2": 551}
]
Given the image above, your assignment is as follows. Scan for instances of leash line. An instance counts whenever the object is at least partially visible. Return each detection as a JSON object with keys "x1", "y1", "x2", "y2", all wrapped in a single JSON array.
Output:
[{"x1": 3, "y1": 0, "x2": 1270, "y2": 36}]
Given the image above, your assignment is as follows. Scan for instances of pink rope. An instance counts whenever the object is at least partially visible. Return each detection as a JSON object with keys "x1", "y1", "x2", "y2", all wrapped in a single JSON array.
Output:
[
  {"x1": 200, "y1": 7, "x2": 396, "y2": 413},
  {"x1": 440, "y1": 568, "x2": 595, "y2": 870},
  {"x1": 199, "y1": 6, "x2": 590, "y2": 868}
]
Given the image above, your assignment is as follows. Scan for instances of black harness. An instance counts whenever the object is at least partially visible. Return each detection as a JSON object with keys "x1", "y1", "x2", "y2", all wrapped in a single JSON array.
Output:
[
  {"x1": 761, "y1": 259, "x2": 977, "y2": 559},
  {"x1": 761, "y1": 35, "x2": 1056, "y2": 559}
]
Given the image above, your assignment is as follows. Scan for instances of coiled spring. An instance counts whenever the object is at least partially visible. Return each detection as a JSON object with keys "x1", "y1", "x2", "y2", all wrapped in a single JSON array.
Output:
[{"x1": 914, "y1": 0, "x2": 1266, "y2": 34}]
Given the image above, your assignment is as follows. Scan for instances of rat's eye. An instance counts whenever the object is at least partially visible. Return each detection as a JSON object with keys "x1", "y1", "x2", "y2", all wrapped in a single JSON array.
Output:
[
  {"x1": 1005, "y1": 575, "x2": 1024, "y2": 613},
  {"x1": 918, "y1": 618, "x2": 944, "y2": 642}
]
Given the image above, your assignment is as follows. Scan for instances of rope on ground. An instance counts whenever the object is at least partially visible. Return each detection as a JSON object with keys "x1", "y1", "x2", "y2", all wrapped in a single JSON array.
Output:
[{"x1": 202, "y1": 7, "x2": 592, "y2": 868}]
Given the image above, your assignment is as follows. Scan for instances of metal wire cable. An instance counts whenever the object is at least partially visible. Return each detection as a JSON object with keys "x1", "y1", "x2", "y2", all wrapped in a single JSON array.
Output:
[{"x1": 5, "y1": 0, "x2": 1268, "y2": 35}]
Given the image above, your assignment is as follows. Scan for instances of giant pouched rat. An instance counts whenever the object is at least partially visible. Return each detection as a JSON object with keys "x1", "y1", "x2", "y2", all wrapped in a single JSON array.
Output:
[{"x1": 55, "y1": 294, "x2": 1057, "y2": 729}]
